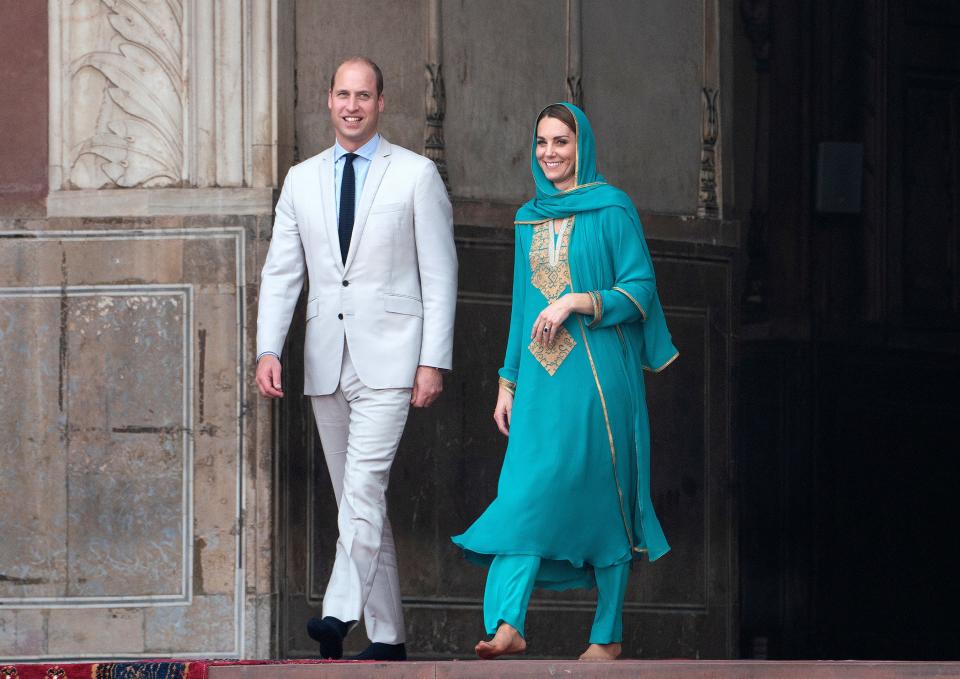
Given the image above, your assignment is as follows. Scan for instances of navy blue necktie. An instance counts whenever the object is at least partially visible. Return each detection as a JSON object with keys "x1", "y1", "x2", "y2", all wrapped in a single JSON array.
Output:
[{"x1": 338, "y1": 152, "x2": 357, "y2": 264}]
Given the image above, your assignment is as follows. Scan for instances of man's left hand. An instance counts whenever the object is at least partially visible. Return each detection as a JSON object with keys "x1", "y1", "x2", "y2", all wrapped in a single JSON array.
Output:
[{"x1": 411, "y1": 365, "x2": 443, "y2": 408}]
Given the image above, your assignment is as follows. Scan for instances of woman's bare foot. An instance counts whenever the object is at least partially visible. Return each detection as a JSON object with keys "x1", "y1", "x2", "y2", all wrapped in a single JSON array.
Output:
[
  {"x1": 579, "y1": 642, "x2": 621, "y2": 661},
  {"x1": 475, "y1": 623, "x2": 527, "y2": 659}
]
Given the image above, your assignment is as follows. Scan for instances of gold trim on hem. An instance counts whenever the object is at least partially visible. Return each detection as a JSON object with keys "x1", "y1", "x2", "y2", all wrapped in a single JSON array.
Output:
[
  {"x1": 644, "y1": 350, "x2": 680, "y2": 374},
  {"x1": 611, "y1": 286, "x2": 647, "y2": 321}
]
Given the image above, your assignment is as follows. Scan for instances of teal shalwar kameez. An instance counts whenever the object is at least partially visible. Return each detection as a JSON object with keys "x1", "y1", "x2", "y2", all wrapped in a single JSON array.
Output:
[{"x1": 451, "y1": 104, "x2": 678, "y2": 644}]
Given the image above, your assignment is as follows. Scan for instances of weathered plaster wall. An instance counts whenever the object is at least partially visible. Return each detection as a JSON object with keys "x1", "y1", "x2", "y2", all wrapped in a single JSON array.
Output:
[
  {"x1": 294, "y1": 0, "x2": 706, "y2": 214},
  {"x1": 293, "y1": 0, "x2": 425, "y2": 160},
  {"x1": 582, "y1": 0, "x2": 704, "y2": 214}
]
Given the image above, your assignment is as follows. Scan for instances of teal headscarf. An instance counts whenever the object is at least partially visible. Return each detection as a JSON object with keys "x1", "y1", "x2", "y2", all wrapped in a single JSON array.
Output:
[{"x1": 515, "y1": 103, "x2": 636, "y2": 222}]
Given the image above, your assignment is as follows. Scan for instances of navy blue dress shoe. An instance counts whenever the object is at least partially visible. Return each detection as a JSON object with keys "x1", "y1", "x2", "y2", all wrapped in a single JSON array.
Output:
[
  {"x1": 347, "y1": 642, "x2": 407, "y2": 661},
  {"x1": 306, "y1": 616, "x2": 348, "y2": 659}
]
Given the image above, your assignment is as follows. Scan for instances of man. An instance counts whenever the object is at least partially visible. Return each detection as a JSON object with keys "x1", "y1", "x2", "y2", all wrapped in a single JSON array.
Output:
[{"x1": 255, "y1": 57, "x2": 457, "y2": 661}]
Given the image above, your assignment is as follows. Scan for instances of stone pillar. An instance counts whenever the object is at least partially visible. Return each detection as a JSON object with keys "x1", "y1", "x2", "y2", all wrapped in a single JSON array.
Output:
[{"x1": 0, "y1": 0, "x2": 282, "y2": 660}]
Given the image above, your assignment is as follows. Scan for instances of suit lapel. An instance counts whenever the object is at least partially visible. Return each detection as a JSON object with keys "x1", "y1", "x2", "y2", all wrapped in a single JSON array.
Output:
[
  {"x1": 344, "y1": 138, "x2": 392, "y2": 272},
  {"x1": 318, "y1": 147, "x2": 344, "y2": 272}
]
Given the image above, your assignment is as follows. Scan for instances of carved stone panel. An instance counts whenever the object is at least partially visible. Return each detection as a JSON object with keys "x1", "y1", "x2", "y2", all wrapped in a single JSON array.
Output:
[
  {"x1": 60, "y1": 0, "x2": 185, "y2": 189},
  {"x1": 49, "y1": 0, "x2": 278, "y2": 195}
]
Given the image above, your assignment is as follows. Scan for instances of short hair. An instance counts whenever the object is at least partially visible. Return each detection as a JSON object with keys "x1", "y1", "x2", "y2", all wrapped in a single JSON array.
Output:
[
  {"x1": 330, "y1": 57, "x2": 384, "y2": 97},
  {"x1": 536, "y1": 103, "x2": 577, "y2": 134}
]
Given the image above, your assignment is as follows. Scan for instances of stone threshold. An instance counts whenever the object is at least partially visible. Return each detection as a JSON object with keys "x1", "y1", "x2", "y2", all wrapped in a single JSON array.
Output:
[{"x1": 210, "y1": 660, "x2": 960, "y2": 679}]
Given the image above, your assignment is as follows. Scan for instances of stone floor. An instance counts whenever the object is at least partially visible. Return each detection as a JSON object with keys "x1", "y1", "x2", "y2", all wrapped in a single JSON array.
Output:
[{"x1": 209, "y1": 660, "x2": 960, "y2": 679}]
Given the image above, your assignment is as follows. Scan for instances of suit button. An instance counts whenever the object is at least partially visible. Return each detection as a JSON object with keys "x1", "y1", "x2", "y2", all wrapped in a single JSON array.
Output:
[
  {"x1": 342, "y1": 280, "x2": 349, "y2": 287},
  {"x1": 337, "y1": 313, "x2": 343, "y2": 320}
]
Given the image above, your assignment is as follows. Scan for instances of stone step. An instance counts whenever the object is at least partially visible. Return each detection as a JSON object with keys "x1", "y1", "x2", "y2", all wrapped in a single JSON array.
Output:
[{"x1": 210, "y1": 660, "x2": 960, "y2": 679}]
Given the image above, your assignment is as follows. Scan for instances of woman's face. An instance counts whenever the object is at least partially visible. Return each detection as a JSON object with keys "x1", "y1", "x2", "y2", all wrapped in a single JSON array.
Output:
[{"x1": 536, "y1": 116, "x2": 577, "y2": 191}]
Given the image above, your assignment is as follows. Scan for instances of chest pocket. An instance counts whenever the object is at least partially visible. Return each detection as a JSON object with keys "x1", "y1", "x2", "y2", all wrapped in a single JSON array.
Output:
[{"x1": 363, "y1": 203, "x2": 404, "y2": 246}]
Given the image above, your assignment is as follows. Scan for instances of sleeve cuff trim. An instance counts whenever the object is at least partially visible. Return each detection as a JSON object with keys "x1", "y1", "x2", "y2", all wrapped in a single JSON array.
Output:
[{"x1": 612, "y1": 286, "x2": 647, "y2": 321}]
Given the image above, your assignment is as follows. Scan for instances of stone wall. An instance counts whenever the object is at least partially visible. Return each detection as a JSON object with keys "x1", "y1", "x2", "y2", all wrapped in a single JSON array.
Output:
[{"x1": 0, "y1": 0, "x2": 283, "y2": 661}]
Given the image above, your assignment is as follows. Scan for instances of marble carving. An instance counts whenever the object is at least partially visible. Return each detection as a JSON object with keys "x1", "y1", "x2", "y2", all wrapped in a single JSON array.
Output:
[{"x1": 69, "y1": 0, "x2": 184, "y2": 189}]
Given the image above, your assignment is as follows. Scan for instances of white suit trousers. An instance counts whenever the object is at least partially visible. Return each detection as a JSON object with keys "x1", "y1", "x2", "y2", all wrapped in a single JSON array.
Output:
[{"x1": 310, "y1": 342, "x2": 410, "y2": 644}]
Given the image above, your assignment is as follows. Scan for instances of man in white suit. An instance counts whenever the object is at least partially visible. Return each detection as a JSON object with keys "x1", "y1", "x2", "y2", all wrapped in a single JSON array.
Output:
[{"x1": 255, "y1": 57, "x2": 457, "y2": 661}]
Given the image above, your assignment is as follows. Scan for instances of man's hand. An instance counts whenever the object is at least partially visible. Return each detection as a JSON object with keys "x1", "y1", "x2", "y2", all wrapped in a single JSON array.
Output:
[
  {"x1": 410, "y1": 365, "x2": 443, "y2": 408},
  {"x1": 493, "y1": 385, "x2": 513, "y2": 436},
  {"x1": 256, "y1": 354, "x2": 284, "y2": 398}
]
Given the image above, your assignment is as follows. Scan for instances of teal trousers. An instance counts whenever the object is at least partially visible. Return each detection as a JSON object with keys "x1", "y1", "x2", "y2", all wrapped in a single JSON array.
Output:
[{"x1": 483, "y1": 554, "x2": 630, "y2": 644}]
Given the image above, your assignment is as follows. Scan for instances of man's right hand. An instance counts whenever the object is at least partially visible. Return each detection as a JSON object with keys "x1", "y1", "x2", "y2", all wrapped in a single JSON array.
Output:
[{"x1": 256, "y1": 355, "x2": 284, "y2": 398}]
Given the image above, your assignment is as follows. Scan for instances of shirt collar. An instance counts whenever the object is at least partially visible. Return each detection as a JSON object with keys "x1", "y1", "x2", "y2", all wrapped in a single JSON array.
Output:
[{"x1": 334, "y1": 133, "x2": 380, "y2": 163}]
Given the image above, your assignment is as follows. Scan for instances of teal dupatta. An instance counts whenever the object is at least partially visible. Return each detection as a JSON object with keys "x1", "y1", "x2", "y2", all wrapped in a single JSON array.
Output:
[{"x1": 516, "y1": 103, "x2": 677, "y2": 560}]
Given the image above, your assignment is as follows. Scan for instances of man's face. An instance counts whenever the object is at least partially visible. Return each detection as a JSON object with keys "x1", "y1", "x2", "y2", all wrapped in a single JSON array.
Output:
[{"x1": 328, "y1": 61, "x2": 384, "y2": 151}]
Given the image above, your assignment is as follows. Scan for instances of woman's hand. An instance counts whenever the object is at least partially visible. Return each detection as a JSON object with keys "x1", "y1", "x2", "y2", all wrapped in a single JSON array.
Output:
[
  {"x1": 531, "y1": 293, "x2": 592, "y2": 346},
  {"x1": 493, "y1": 385, "x2": 514, "y2": 436}
]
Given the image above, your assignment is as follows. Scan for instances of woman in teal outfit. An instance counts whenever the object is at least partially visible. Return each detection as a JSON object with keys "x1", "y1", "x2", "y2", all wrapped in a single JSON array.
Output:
[{"x1": 451, "y1": 103, "x2": 678, "y2": 661}]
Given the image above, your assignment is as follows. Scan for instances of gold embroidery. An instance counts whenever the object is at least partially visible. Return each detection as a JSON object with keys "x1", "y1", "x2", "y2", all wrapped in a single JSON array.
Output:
[
  {"x1": 528, "y1": 218, "x2": 577, "y2": 374},
  {"x1": 528, "y1": 325, "x2": 576, "y2": 376},
  {"x1": 529, "y1": 218, "x2": 574, "y2": 302}
]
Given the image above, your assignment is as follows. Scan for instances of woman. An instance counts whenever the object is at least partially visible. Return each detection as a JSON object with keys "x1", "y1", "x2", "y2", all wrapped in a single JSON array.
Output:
[{"x1": 451, "y1": 103, "x2": 678, "y2": 661}]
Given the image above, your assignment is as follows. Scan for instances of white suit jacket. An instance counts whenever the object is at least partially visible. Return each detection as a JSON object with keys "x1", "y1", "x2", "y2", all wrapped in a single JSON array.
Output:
[{"x1": 257, "y1": 138, "x2": 457, "y2": 395}]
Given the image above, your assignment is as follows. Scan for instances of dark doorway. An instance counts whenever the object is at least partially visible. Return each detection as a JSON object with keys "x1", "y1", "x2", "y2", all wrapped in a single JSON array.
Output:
[{"x1": 737, "y1": 0, "x2": 960, "y2": 660}]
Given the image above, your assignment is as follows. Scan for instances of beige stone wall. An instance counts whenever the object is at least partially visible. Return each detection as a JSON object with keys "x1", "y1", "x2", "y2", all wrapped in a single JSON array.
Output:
[{"x1": 0, "y1": 215, "x2": 275, "y2": 660}]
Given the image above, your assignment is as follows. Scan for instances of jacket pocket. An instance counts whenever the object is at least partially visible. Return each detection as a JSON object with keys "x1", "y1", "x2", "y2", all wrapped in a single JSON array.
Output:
[
  {"x1": 383, "y1": 293, "x2": 423, "y2": 317},
  {"x1": 306, "y1": 297, "x2": 320, "y2": 321}
]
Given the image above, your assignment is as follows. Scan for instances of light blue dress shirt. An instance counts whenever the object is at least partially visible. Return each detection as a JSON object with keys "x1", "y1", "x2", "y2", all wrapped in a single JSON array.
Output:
[{"x1": 334, "y1": 133, "x2": 380, "y2": 221}]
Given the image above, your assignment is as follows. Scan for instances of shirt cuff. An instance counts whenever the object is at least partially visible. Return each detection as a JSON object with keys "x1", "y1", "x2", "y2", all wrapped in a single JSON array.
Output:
[{"x1": 587, "y1": 290, "x2": 604, "y2": 329}]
